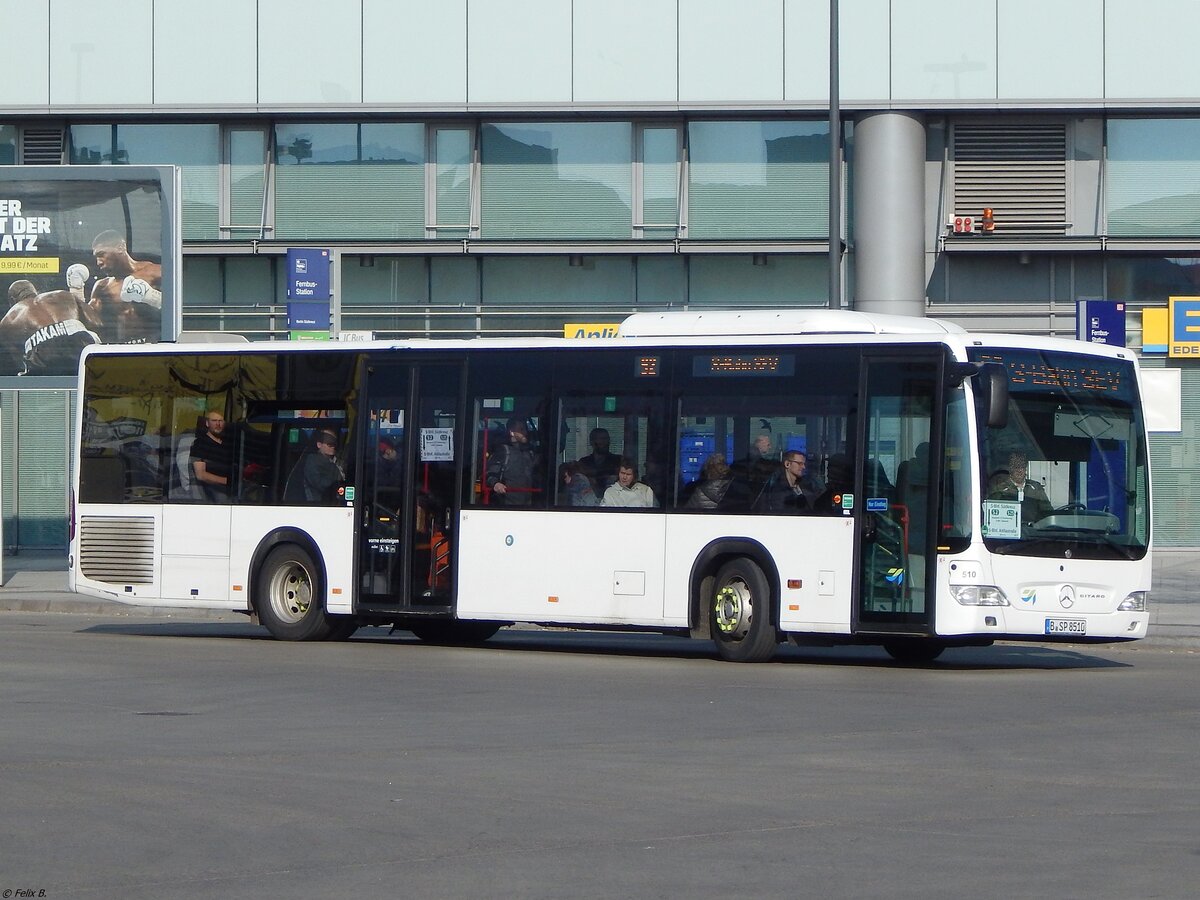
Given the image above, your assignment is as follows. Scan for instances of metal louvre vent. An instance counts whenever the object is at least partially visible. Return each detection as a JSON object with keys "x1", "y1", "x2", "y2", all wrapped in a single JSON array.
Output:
[
  {"x1": 80, "y1": 516, "x2": 155, "y2": 584},
  {"x1": 21, "y1": 128, "x2": 65, "y2": 165},
  {"x1": 952, "y1": 123, "x2": 1068, "y2": 234}
]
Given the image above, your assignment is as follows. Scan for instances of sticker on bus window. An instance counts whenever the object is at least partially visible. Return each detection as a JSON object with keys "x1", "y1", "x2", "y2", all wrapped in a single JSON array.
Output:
[
  {"x1": 421, "y1": 427, "x2": 454, "y2": 462},
  {"x1": 982, "y1": 501, "x2": 1021, "y2": 539}
]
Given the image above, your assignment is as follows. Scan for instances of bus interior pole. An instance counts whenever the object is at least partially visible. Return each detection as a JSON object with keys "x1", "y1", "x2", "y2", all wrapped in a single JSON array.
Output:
[{"x1": 828, "y1": 0, "x2": 841, "y2": 308}]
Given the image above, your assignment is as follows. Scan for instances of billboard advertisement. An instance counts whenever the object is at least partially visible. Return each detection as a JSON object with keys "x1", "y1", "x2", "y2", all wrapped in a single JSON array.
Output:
[{"x1": 0, "y1": 166, "x2": 181, "y2": 386}]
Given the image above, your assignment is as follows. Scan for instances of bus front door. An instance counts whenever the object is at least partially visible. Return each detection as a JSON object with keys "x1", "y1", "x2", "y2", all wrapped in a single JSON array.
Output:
[
  {"x1": 856, "y1": 354, "x2": 941, "y2": 634},
  {"x1": 358, "y1": 362, "x2": 462, "y2": 614}
]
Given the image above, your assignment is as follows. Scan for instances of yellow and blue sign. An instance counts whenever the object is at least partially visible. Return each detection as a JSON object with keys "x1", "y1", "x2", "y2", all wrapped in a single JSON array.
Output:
[
  {"x1": 1169, "y1": 296, "x2": 1200, "y2": 357},
  {"x1": 1142, "y1": 307, "x2": 1168, "y2": 354}
]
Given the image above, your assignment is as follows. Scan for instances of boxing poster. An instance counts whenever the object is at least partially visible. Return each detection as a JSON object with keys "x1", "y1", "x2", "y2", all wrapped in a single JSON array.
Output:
[{"x1": 0, "y1": 166, "x2": 180, "y2": 384}]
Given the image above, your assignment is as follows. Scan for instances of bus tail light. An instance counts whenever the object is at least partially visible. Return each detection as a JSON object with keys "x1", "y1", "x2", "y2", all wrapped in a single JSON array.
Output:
[
  {"x1": 953, "y1": 585, "x2": 1009, "y2": 606},
  {"x1": 1118, "y1": 591, "x2": 1148, "y2": 612}
]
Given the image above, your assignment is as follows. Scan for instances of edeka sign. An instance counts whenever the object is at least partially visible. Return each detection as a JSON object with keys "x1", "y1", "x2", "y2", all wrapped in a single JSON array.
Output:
[
  {"x1": 1076, "y1": 299, "x2": 1126, "y2": 347},
  {"x1": 1169, "y1": 296, "x2": 1200, "y2": 358},
  {"x1": 286, "y1": 248, "x2": 330, "y2": 300},
  {"x1": 564, "y1": 322, "x2": 620, "y2": 338}
]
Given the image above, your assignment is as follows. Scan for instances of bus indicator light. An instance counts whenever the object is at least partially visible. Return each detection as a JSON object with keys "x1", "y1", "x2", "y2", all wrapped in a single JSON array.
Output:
[{"x1": 787, "y1": 579, "x2": 802, "y2": 590}]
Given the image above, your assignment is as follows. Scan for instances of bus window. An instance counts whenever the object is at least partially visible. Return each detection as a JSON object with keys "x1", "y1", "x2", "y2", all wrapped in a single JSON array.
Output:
[{"x1": 558, "y1": 399, "x2": 665, "y2": 507}]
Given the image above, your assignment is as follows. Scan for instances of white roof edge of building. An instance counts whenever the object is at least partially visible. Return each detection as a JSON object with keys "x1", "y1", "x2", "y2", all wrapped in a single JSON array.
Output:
[{"x1": 617, "y1": 309, "x2": 967, "y2": 337}]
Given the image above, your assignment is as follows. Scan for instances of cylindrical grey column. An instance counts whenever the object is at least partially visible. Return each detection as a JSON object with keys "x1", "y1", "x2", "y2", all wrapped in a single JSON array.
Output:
[{"x1": 852, "y1": 112, "x2": 926, "y2": 317}]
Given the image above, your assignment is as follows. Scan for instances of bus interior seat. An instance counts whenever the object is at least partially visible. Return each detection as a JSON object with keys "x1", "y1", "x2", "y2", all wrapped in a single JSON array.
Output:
[{"x1": 170, "y1": 432, "x2": 201, "y2": 501}]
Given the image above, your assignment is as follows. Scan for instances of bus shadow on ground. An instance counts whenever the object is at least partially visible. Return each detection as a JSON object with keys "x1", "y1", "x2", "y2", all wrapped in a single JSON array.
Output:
[{"x1": 79, "y1": 621, "x2": 1131, "y2": 670}]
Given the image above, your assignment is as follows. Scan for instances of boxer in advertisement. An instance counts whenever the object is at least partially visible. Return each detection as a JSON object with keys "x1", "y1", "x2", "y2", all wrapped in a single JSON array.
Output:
[
  {"x1": 0, "y1": 279, "x2": 102, "y2": 376},
  {"x1": 85, "y1": 229, "x2": 163, "y2": 345}
]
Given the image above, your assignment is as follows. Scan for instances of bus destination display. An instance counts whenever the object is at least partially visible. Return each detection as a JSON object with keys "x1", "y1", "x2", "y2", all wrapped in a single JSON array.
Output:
[{"x1": 693, "y1": 354, "x2": 795, "y2": 377}]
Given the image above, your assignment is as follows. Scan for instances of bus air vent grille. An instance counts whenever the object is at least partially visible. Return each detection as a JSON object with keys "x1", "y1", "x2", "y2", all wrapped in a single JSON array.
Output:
[{"x1": 79, "y1": 516, "x2": 156, "y2": 584}]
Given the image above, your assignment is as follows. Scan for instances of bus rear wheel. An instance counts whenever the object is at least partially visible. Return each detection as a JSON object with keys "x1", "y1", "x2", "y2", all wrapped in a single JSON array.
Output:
[
  {"x1": 710, "y1": 558, "x2": 778, "y2": 663},
  {"x1": 256, "y1": 544, "x2": 336, "y2": 641},
  {"x1": 883, "y1": 639, "x2": 946, "y2": 664}
]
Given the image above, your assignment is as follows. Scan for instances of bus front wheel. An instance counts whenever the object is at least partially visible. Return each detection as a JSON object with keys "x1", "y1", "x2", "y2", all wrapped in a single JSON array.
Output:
[
  {"x1": 710, "y1": 558, "x2": 778, "y2": 663},
  {"x1": 256, "y1": 544, "x2": 336, "y2": 641}
]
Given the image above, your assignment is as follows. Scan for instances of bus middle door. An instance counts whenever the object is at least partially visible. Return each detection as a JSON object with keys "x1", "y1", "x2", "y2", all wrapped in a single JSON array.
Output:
[{"x1": 358, "y1": 361, "x2": 462, "y2": 614}]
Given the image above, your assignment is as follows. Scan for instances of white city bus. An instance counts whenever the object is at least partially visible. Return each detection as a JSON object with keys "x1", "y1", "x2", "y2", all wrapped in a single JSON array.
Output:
[{"x1": 69, "y1": 310, "x2": 1152, "y2": 662}]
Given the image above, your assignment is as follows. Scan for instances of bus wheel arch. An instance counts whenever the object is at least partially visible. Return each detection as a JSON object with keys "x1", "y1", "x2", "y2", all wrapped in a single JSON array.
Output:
[
  {"x1": 251, "y1": 530, "x2": 348, "y2": 641},
  {"x1": 689, "y1": 540, "x2": 781, "y2": 662}
]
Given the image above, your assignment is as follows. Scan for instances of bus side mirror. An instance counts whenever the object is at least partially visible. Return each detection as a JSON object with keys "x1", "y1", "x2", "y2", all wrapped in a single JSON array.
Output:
[
  {"x1": 977, "y1": 363, "x2": 1009, "y2": 429},
  {"x1": 948, "y1": 362, "x2": 1009, "y2": 429}
]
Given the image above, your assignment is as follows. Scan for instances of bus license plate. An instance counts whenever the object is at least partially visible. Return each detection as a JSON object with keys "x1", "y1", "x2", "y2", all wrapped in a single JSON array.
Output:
[{"x1": 1045, "y1": 618, "x2": 1087, "y2": 636}]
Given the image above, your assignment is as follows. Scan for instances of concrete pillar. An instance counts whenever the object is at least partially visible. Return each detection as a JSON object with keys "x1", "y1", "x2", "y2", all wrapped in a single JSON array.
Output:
[{"x1": 852, "y1": 112, "x2": 926, "y2": 317}]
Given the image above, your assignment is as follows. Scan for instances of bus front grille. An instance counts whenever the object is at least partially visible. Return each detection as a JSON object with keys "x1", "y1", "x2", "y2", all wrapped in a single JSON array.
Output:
[{"x1": 79, "y1": 516, "x2": 156, "y2": 584}]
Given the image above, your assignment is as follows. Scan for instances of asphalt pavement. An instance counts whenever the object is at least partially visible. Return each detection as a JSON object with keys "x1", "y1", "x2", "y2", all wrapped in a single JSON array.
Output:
[{"x1": 3, "y1": 547, "x2": 1198, "y2": 648}]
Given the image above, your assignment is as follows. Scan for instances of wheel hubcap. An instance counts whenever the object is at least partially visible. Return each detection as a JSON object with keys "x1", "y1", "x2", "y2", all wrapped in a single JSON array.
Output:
[
  {"x1": 269, "y1": 563, "x2": 312, "y2": 624},
  {"x1": 714, "y1": 580, "x2": 752, "y2": 639}
]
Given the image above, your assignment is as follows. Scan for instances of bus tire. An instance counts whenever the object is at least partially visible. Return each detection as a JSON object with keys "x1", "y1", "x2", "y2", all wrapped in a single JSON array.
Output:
[
  {"x1": 407, "y1": 621, "x2": 501, "y2": 645},
  {"x1": 255, "y1": 544, "x2": 334, "y2": 641},
  {"x1": 710, "y1": 558, "x2": 778, "y2": 663},
  {"x1": 883, "y1": 639, "x2": 945, "y2": 664}
]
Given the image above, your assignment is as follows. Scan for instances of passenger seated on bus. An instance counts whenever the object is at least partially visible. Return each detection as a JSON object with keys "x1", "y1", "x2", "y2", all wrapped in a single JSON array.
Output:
[
  {"x1": 685, "y1": 452, "x2": 734, "y2": 509},
  {"x1": 754, "y1": 450, "x2": 820, "y2": 512},
  {"x1": 283, "y1": 428, "x2": 345, "y2": 503},
  {"x1": 558, "y1": 461, "x2": 599, "y2": 507},
  {"x1": 577, "y1": 427, "x2": 621, "y2": 493},
  {"x1": 987, "y1": 450, "x2": 1052, "y2": 524},
  {"x1": 602, "y1": 457, "x2": 657, "y2": 508},
  {"x1": 189, "y1": 410, "x2": 233, "y2": 502},
  {"x1": 486, "y1": 418, "x2": 537, "y2": 506},
  {"x1": 731, "y1": 433, "x2": 777, "y2": 484}
]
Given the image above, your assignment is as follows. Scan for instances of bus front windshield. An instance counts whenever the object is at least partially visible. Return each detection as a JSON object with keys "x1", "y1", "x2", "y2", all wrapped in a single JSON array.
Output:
[{"x1": 969, "y1": 347, "x2": 1149, "y2": 560}]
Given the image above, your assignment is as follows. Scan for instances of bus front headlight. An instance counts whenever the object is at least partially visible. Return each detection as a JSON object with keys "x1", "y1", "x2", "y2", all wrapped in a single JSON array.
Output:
[
  {"x1": 1118, "y1": 591, "x2": 1148, "y2": 612},
  {"x1": 953, "y1": 585, "x2": 1010, "y2": 606}
]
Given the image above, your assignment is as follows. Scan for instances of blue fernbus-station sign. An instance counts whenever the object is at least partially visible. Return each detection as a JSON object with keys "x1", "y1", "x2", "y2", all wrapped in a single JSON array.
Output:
[{"x1": 286, "y1": 248, "x2": 331, "y2": 300}]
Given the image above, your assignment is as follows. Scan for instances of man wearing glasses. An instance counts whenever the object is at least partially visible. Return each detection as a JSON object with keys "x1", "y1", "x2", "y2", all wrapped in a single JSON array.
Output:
[{"x1": 755, "y1": 450, "x2": 821, "y2": 512}]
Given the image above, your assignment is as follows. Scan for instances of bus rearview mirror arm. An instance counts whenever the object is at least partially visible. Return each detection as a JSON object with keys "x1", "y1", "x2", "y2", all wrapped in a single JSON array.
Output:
[{"x1": 949, "y1": 361, "x2": 1009, "y2": 429}]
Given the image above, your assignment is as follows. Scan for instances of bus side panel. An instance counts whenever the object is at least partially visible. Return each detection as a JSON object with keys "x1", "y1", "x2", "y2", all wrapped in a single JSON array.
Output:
[
  {"x1": 663, "y1": 515, "x2": 856, "y2": 634},
  {"x1": 161, "y1": 504, "x2": 231, "y2": 603},
  {"x1": 455, "y1": 510, "x2": 668, "y2": 626},
  {"x1": 230, "y1": 506, "x2": 357, "y2": 615}
]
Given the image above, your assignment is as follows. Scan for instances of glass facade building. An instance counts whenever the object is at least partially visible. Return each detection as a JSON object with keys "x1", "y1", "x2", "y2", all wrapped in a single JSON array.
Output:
[{"x1": 2, "y1": 0, "x2": 1200, "y2": 547}]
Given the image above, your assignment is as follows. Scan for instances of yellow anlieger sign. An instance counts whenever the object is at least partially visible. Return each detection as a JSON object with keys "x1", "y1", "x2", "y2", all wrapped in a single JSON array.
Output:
[
  {"x1": 0, "y1": 257, "x2": 60, "y2": 274},
  {"x1": 564, "y1": 322, "x2": 621, "y2": 339}
]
